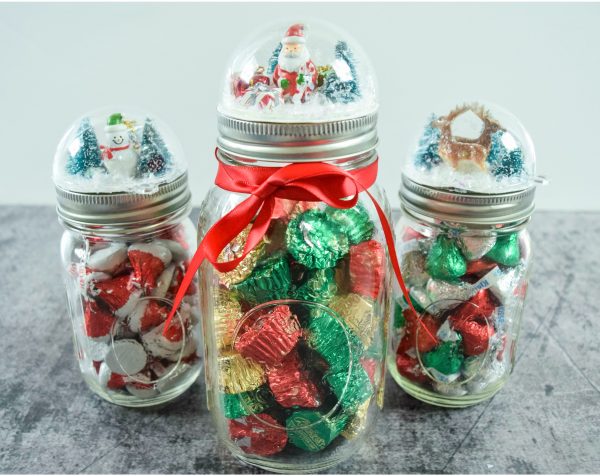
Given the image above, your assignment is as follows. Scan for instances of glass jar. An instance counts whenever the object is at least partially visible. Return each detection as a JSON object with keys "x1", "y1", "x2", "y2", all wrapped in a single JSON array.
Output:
[
  {"x1": 198, "y1": 152, "x2": 391, "y2": 472},
  {"x1": 389, "y1": 101, "x2": 538, "y2": 407},
  {"x1": 53, "y1": 108, "x2": 202, "y2": 407},
  {"x1": 195, "y1": 20, "x2": 390, "y2": 472}
]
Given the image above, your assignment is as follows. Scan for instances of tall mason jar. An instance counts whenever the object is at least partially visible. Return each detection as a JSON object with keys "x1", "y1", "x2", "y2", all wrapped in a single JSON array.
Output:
[
  {"x1": 196, "y1": 21, "x2": 390, "y2": 472},
  {"x1": 389, "y1": 102, "x2": 538, "y2": 407},
  {"x1": 53, "y1": 108, "x2": 202, "y2": 407}
]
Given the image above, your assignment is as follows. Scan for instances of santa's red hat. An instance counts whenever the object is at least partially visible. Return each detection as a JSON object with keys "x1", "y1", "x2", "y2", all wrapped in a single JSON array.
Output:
[{"x1": 282, "y1": 23, "x2": 306, "y2": 44}]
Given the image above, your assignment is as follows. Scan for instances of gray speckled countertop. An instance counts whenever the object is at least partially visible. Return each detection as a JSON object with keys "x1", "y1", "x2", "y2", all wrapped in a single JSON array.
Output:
[{"x1": 0, "y1": 206, "x2": 598, "y2": 474}]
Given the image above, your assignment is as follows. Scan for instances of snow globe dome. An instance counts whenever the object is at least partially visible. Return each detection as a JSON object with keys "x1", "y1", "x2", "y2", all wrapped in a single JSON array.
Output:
[
  {"x1": 217, "y1": 19, "x2": 379, "y2": 161},
  {"x1": 53, "y1": 107, "x2": 186, "y2": 194},
  {"x1": 403, "y1": 101, "x2": 536, "y2": 195}
]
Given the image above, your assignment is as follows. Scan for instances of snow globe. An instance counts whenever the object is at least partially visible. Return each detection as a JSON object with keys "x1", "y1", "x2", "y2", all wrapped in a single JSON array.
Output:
[
  {"x1": 390, "y1": 101, "x2": 537, "y2": 407},
  {"x1": 194, "y1": 20, "x2": 390, "y2": 472},
  {"x1": 53, "y1": 107, "x2": 202, "y2": 407}
]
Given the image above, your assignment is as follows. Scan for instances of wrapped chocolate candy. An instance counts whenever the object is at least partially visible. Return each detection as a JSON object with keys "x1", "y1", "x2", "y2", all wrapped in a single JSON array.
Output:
[
  {"x1": 219, "y1": 351, "x2": 266, "y2": 394},
  {"x1": 287, "y1": 410, "x2": 348, "y2": 452},
  {"x1": 221, "y1": 385, "x2": 273, "y2": 419},
  {"x1": 54, "y1": 108, "x2": 202, "y2": 406},
  {"x1": 286, "y1": 209, "x2": 349, "y2": 269},
  {"x1": 324, "y1": 204, "x2": 374, "y2": 245},
  {"x1": 392, "y1": 100, "x2": 539, "y2": 407},
  {"x1": 229, "y1": 413, "x2": 288, "y2": 456},
  {"x1": 196, "y1": 20, "x2": 390, "y2": 472},
  {"x1": 231, "y1": 253, "x2": 292, "y2": 305}
]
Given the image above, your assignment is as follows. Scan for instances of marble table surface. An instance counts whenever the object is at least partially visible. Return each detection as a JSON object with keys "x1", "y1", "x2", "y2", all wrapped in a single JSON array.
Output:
[{"x1": 0, "y1": 206, "x2": 598, "y2": 474}]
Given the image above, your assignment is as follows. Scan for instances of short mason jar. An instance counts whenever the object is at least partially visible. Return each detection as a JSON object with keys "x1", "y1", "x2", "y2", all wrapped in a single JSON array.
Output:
[
  {"x1": 53, "y1": 108, "x2": 202, "y2": 407},
  {"x1": 197, "y1": 21, "x2": 390, "y2": 472},
  {"x1": 388, "y1": 102, "x2": 538, "y2": 407}
]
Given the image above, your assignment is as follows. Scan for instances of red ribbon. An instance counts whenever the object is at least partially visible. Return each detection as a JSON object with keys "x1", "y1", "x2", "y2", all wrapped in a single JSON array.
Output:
[
  {"x1": 163, "y1": 150, "x2": 423, "y2": 338},
  {"x1": 100, "y1": 144, "x2": 130, "y2": 160}
]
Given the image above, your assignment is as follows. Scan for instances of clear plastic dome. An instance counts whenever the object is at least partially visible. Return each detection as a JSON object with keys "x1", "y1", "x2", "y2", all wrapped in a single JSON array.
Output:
[
  {"x1": 404, "y1": 102, "x2": 536, "y2": 193},
  {"x1": 218, "y1": 19, "x2": 378, "y2": 123},
  {"x1": 53, "y1": 107, "x2": 186, "y2": 194}
]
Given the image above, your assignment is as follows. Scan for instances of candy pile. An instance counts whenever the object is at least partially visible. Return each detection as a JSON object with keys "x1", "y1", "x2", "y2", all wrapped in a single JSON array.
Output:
[
  {"x1": 213, "y1": 200, "x2": 386, "y2": 456},
  {"x1": 69, "y1": 223, "x2": 201, "y2": 400},
  {"x1": 394, "y1": 226, "x2": 528, "y2": 398}
]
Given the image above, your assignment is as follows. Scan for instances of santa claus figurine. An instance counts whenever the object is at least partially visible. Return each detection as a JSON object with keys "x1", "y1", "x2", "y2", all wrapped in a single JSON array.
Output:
[{"x1": 273, "y1": 24, "x2": 318, "y2": 104}]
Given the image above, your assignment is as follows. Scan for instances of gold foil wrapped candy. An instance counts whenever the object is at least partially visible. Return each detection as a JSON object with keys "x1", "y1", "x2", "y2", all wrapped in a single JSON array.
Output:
[
  {"x1": 329, "y1": 293, "x2": 377, "y2": 348},
  {"x1": 219, "y1": 351, "x2": 265, "y2": 394},
  {"x1": 218, "y1": 225, "x2": 266, "y2": 286},
  {"x1": 341, "y1": 399, "x2": 371, "y2": 440},
  {"x1": 214, "y1": 289, "x2": 243, "y2": 349}
]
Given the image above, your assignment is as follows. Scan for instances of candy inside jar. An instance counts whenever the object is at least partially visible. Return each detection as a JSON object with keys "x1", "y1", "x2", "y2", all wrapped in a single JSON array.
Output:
[
  {"x1": 392, "y1": 101, "x2": 537, "y2": 407},
  {"x1": 200, "y1": 198, "x2": 388, "y2": 468},
  {"x1": 54, "y1": 107, "x2": 202, "y2": 407},
  {"x1": 63, "y1": 223, "x2": 202, "y2": 406}
]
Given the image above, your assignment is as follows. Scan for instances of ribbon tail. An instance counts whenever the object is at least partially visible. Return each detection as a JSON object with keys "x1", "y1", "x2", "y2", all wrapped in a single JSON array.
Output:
[
  {"x1": 163, "y1": 243, "x2": 207, "y2": 335},
  {"x1": 365, "y1": 190, "x2": 438, "y2": 344}
]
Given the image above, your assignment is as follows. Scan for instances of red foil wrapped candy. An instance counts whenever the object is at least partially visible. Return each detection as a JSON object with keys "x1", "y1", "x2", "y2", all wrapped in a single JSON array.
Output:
[
  {"x1": 396, "y1": 352, "x2": 428, "y2": 384},
  {"x1": 452, "y1": 319, "x2": 495, "y2": 356},
  {"x1": 228, "y1": 413, "x2": 288, "y2": 456},
  {"x1": 235, "y1": 305, "x2": 301, "y2": 366},
  {"x1": 403, "y1": 308, "x2": 440, "y2": 354},
  {"x1": 349, "y1": 240, "x2": 385, "y2": 300},
  {"x1": 267, "y1": 351, "x2": 321, "y2": 408},
  {"x1": 93, "y1": 274, "x2": 142, "y2": 318},
  {"x1": 84, "y1": 300, "x2": 115, "y2": 339},
  {"x1": 128, "y1": 242, "x2": 172, "y2": 291},
  {"x1": 450, "y1": 289, "x2": 498, "y2": 325}
]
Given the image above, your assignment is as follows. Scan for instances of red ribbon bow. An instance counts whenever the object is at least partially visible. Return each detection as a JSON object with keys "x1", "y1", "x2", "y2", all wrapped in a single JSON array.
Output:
[{"x1": 163, "y1": 149, "x2": 421, "y2": 335}]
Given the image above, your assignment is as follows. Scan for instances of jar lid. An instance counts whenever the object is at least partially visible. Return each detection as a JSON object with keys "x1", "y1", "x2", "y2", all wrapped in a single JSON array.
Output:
[
  {"x1": 400, "y1": 174, "x2": 535, "y2": 228},
  {"x1": 217, "y1": 20, "x2": 378, "y2": 161},
  {"x1": 53, "y1": 107, "x2": 191, "y2": 236},
  {"x1": 56, "y1": 172, "x2": 191, "y2": 237}
]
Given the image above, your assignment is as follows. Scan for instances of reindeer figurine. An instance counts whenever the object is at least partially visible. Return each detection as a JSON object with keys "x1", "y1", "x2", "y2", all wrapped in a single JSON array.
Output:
[{"x1": 433, "y1": 103, "x2": 502, "y2": 171}]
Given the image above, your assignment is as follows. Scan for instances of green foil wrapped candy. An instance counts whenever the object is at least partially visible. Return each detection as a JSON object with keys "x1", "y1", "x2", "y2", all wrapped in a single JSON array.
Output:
[
  {"x1": 422, "y1": 336, "x2": 464, "y2": 378},
  {"x1": 221, "y1": 385, "x2": 273, "y2": 419},
  {"x1": 286, "y1": 410, "x2": 349, "y2": 452},
  {"x1": 326, "y1": 364, "x2": 373, "y2": 412},
  {"x1": 306, "y1": 310, "x2": 363, "y2": 373},
  {"x1": 286, "y1": 209, "x2": 349, "y2": 269},
  {"x1": 393, "y1": 300, "x2": 406, "y2": 329},
  {"x1": 231, "y1": 253, "x2": 291, "y2": 305},
  {"x1": 426, "y1": 235, "x2": 467, "y2": 281},
  {"x1": 292, "y1": 267, "x2": 338, "y2": 304},
  {"x1": 324, "y1": 204, "x2": 374, "y2": 245},
  {"x1": 485, "y1": 233, "x2": 520, "y2": 267}
]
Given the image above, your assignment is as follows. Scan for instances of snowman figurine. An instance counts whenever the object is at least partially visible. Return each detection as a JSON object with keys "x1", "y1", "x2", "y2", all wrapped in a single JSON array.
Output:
[{"x1": 101, "y1": 113, "x2": 138, "y2": 178}]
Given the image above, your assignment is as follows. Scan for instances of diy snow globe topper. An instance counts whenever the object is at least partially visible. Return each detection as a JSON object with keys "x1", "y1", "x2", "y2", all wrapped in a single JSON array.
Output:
[
  {"x1": 53, "y1": 108, "x2": 186, "y2": 194},
  {"x1": 219, "y1": 20, "x2": 377, "y2": 122},
  {"x1": 405, "y1": 102, "x2": 536, "y2": 194}
]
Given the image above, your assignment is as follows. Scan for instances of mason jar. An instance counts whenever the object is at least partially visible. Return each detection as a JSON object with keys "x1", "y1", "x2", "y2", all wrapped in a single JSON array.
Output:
[
  {"x1": 53, "y1": 108, "x2": 202, "y2": 407},
  {"x1": 193, "y1": 20, "x2": 391, "y2": 472},
  {"x1": 388, "y1": 102, "x2": 538, "y2": 407}
]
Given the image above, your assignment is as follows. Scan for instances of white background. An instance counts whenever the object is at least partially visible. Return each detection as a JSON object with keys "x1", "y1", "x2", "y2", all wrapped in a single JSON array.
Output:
[{"x1": 1, "y1": 2, "x2": 599, "y2": 210}]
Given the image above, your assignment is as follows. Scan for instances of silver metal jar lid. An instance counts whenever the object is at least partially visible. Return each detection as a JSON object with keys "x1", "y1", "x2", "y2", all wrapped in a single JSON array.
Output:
[
  {"x1": 55, "y1": 173, "x2": 191, "y2": 237},
  {"x1": 399, "y1": 174, "x2": 536, "y2": 229},
  {"x1": 216, "y1": 111, "x2": 378, "y2": 162}
]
